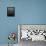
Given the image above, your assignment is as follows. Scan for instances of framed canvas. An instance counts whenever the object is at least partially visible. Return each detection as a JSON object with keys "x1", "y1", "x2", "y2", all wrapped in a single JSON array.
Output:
[{"x1": 7, "y1": 7, "x2": 15, "y2": 17}]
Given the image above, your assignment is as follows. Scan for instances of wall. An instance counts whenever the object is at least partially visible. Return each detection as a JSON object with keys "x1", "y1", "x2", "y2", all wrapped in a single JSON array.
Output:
[
  {"x1": 16, "y1": 0, "x2": 46, "y2": 24},
  {"x1": 0, "y1": 0, "x2": 46, "y2": 44}
]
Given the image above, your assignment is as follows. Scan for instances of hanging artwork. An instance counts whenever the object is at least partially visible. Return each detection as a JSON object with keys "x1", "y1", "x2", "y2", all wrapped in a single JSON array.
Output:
[{"x1": 7, "y1": 7, "x2": 15, "y2": 17}]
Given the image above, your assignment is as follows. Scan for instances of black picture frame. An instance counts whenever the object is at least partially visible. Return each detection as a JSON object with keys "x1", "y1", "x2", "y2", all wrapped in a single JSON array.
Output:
[{"x1": 7, "y1": 7, "x2": 15, "y2": 17}]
